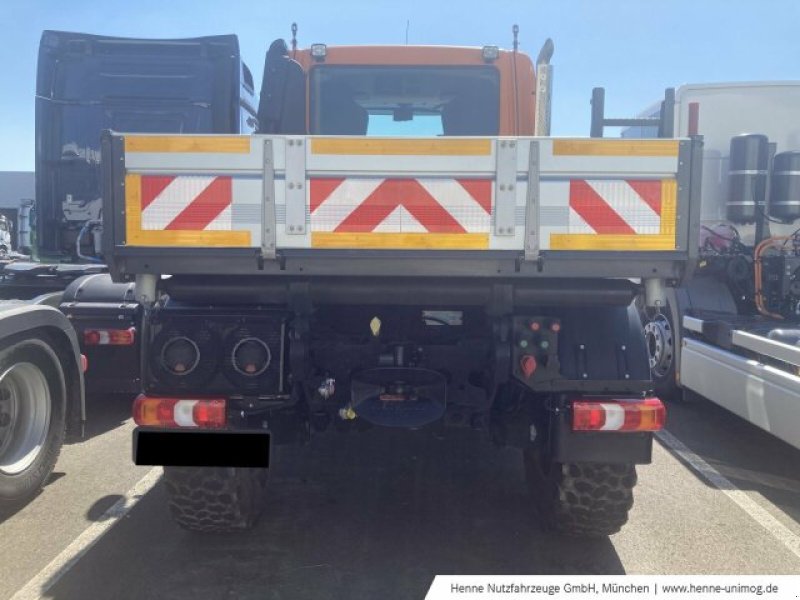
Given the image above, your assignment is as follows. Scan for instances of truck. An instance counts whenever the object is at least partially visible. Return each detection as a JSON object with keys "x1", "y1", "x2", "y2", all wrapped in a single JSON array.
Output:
[
  {"x1": 0, "y1": 215, "x2": 11, "y2": 257},
  {"x1": 0, "y1": 31, "x2": 257, "y2": 506},
  {"x1": 3, "y1": 30, "x2": 258, "y2": 389},
  {"x1": 107, "y1": 34, "x2": 701, "y2": 537},
  {"x1": 0, "y1": 300, "x2": 84, "y2": 508},
  {"x1": 597, "y1": 82, "x2": 800, "y2": 451}
]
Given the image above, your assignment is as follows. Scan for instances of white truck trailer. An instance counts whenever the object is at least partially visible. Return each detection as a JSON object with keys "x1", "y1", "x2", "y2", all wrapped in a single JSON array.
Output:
[{"x1": 600, "y1": 81, "x2": 800, "y2": 451}]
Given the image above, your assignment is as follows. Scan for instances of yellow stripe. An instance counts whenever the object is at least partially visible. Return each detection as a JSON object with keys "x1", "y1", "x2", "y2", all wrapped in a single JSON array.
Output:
[
  {"x1": 124, "y1": 173, "x2": 250, "y2": 247},
  {"x1": 124, "y1": 136, "x2": 250, "y2": 154},
  {"x1": 312, "y1": 232, "x2": 489, "y2": 249},
  {"x1": 549, "y1": 233, "x2": 676, "y2": 251},
  {"x1": 552, "y1": 139, "x2": 679, "y2": 157},
  {"x1": 660, "y1": 179, "x2": 677, "y2": 236},
  {"x1": 125, "y1": 174, "x2": 143, "y2": 244},
  {"x1": 126, "y1": 230, "x2": 251, "y2": 247},
  {"x1": 311, "y1": 138, "x2": 492, "y2": 156}
]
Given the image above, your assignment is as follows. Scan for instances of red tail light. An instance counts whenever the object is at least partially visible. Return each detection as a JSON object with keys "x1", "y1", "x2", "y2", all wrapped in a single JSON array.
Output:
[
  {"x1": 83, "y1": 327, "x2": 136, "y2": 346},
  {"x1": 572, "y1": 397, "x2": 665, "y2": 432},
  {"x1": 133, "y1": 395, "x2": 226, "y2": 429}
]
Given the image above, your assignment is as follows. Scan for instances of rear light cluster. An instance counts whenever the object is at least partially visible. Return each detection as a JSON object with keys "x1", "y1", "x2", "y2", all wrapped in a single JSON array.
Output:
[
  {"x1": 133, "y1": 395, "x2": 226, "y2": 429},
  {"x1": 146, "y1": 313, "x2": 286, "y2": 394},
  {"x1": 572, "y1": 397, "x2": 665, "y2": 432},
  {"x1": 83, "y1": 327, "x2": 136, "y2": 346}
]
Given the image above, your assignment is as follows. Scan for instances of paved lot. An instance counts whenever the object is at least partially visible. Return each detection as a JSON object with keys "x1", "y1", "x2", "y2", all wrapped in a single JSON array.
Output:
[{"x1": 1, "y1": 393, "x2": 799, "y2": 600}]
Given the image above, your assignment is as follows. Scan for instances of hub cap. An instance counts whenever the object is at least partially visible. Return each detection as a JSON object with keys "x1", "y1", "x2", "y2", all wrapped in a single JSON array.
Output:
[
  {"x1": 644, "y1": 314, "x2": 674, "y2": 379},
  {"x1": 0, "y1": 362, "x2": 51, "y2": 475}
]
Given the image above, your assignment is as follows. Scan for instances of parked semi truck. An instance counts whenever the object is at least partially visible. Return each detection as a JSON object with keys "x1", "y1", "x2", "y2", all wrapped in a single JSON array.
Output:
[
  {"x1": 2, "y1": 30, "x2": 259, "y2": 392},
  {"x1": 0, "y1": 31, "x2": 257, "y2": 506},
  {"x1": 107, "y1": 37, "x2": 700, "y2": 537},
  {"x1": 0, "y1": 300, "x2": 84, "y2": 508},
  {"x1": 598, "y1": 81, "x2": 800, "y2": 451}
]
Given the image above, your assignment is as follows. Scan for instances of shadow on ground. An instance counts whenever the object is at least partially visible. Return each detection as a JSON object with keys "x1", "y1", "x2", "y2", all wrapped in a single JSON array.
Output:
[
  {"x1": 660, "y1": 395, "x2": 800, "y2": 526},
  {"x1": 45, "y1": 428, "x2": 624, "y2": 600}
]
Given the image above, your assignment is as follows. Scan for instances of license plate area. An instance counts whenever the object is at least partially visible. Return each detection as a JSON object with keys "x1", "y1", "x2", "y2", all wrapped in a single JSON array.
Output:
[{"x1": 133, "y1": 428, "x2": 270, "y2": 468}]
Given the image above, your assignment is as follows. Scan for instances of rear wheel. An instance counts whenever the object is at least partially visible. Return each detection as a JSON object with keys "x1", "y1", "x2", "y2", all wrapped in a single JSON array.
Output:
[
  {"x1": 0, "y1": 338, "x2": 66, "y2": 507},
  {"x1": 162, "y1": 466, "x2": 268, "y2": 532},
  {"x1": 642, "y1": 307, "x2": 680, "y2": 401},
  {"x1": 524, "y1": 445, "x2": 636, "y2": 537}
]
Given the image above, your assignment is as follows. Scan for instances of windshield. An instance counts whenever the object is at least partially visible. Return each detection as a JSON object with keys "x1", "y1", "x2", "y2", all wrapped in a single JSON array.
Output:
[{"x1": 310, "y1": 65, "x2": 500, "y2": 136}]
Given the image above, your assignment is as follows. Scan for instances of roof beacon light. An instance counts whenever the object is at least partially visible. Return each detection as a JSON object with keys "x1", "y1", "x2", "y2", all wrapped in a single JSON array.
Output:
[
  {"x1": 310, "y1": 43, "x2": 327, "y2": 61},
  {"x1": 482, "y1": 45, "x2": 500, "y2": 62}
]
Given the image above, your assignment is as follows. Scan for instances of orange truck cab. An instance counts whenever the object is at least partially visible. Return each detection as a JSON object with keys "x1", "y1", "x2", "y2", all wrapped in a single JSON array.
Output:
[{"x1": 257, "y1": 39, "x2": 548, "y2": 137}]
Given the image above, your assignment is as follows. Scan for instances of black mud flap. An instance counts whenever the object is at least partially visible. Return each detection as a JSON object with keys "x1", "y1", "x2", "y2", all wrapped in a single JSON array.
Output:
[
  {"x1": 551, "y1": 416, "x2": 653, "y2": 465},
  {"x1": 133, "y1": 428, "x2": 271, "y2": 467}
]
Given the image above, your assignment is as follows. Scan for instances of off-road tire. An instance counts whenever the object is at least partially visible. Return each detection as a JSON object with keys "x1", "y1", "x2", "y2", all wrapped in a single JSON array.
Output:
[
  {"x1": 163, "y1": 466, "x2": 268, "y2": 532},
  {"x1": 0, "y1": 337, "x2": 67, "y2": 509},
  {"x1": 525, "y1": 448, "x2": 636, "y2": 537}
]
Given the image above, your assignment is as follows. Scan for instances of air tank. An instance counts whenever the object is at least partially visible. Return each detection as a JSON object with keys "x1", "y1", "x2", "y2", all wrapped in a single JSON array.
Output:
[
  {"x1": 769, "y1": 151, "x2": 800, "y2": 222},
  {"x1": 727, "y1": 133, "x2": 769, "y2": 224}
]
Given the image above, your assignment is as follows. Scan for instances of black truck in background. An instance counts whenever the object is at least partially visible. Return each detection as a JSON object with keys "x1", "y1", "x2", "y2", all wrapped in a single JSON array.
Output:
[
  {"x1": 35, "y1": 30, "x2": 258, "y2": 260},
  {"x1": 0, "y1": 31, "x2": 257, "y2": 506},
  {"x1": 5, "y1": 30, "x2": 259, "y2": 397}
]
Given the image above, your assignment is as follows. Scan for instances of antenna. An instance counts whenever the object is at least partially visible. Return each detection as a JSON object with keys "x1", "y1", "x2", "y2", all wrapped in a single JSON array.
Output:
[
  {"x1": 291, "y1": 22, "x2": 298, "y2": 57},
  {"x1": 511, "y1": 24, "x2": 520, "y2": 134},
  {"x1": 405, "y1": 20, "x2": 410, "y2": 45}
]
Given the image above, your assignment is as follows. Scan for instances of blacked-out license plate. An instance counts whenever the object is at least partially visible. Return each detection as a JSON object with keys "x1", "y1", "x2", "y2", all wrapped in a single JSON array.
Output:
[{"x1": 133, "y1": 428, "x2": 271, "y2": 468}]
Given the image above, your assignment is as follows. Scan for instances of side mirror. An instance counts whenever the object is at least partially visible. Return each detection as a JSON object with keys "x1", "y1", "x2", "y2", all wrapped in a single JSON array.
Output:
[{"x1": 257, "y1": 39, "x2": 307, "y2": 134}]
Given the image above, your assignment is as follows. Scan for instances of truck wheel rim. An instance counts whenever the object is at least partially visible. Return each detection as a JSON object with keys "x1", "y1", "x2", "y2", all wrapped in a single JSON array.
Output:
[
  {"x1": 0, "y1": 362, "x2": 52, "y2": 475},
  {"x1": 644, "y1": 314, "x2": 673, "y2": 379}
]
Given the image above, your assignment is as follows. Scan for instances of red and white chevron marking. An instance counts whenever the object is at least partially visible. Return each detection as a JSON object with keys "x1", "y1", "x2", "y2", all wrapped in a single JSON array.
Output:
[
  {"x1": 568, "y1": 179, "x2": 662, "y2": 235},
  {"x1": 140, "y1": 175, "x2": 233, "y2": 231},
  {"x1": 309, "y1": 178, "x2": 492, "y2": 234}
]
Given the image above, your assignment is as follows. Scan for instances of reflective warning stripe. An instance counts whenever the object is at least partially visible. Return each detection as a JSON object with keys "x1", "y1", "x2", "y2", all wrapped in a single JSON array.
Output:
[
  {"x1": 309, "y1": 177, "x2": 492, "y2": 248},
  {"x1": 125, "y1": 136, "x2": 250, "y2": 154},
  {"x1": 310, "y1": 138, "x2": 492, "y2": 156},
  {"x1": 547, "y1": 178, "x2": 677, "y2": 251},
  {"x1": 140, "y1": 176, "x2": 232, "y2": 231},
  {"x1": 552, "y1": 139, "x2": 679, "y2": 157},
  {"x1": 569, "y1": 180, "x2": 662, "y2": 235},
  {"x1": 311, "y1": 232, "x2": 489, "y2": 250},
  {"x1": 125, "y1": 174, "x2": 251, "y2": 247}
]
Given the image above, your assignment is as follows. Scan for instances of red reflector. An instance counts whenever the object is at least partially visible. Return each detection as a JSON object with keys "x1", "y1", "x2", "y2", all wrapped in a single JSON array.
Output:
[
  {"x1": 572, "y1": 397, "x2": 665, "y2": 432},
  {"x1": 520, "y1": 355, "x2": 537, "y2": 378},
  {"x1": 80, "y1": 354, "x2": 88, "y2": 373},
  {"x1": 83, "y1": 327, "x2": 136, "y2": 346},
  {"x1": 132, "y1": 394, "x2": 226, "y2": 429}
]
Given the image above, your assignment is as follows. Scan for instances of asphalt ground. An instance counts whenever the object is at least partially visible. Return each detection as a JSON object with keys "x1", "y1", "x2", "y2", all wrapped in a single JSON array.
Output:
[{"x1": 1, "y1": 392, "x2": 799, "y2": 600}]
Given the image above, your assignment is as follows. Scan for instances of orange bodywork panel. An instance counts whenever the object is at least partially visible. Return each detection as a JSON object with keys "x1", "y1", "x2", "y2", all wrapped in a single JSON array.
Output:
[{"x1": 292, "y1": 45, "x2": 536, "y2": 136}]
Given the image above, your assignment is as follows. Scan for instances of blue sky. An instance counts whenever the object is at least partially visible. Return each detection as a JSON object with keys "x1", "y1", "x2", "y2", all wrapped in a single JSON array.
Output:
[{"x1": 1, "y1": 0, "x2": 798, "y2": 171}]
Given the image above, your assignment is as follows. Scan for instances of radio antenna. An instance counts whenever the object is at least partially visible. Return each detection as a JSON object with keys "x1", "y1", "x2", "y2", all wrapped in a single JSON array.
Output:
[
  {"x1": 405, "y1": 20, "x2": 410, "y2": 44},
  {"x1": 291, "y1": 22, "x2": 298, "y2": 57}
]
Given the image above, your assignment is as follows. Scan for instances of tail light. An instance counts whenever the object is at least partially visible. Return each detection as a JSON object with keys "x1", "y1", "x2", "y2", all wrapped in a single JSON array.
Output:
[
  {"x1": 572, "y1": 397, "x2": 665, "y2": 432},
  {"x1": 133, "y1": 395, "x2": 226, "y2": 429},
  {"x1": 83, "y1": 327, "x2": 136, "y2": 346}
]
